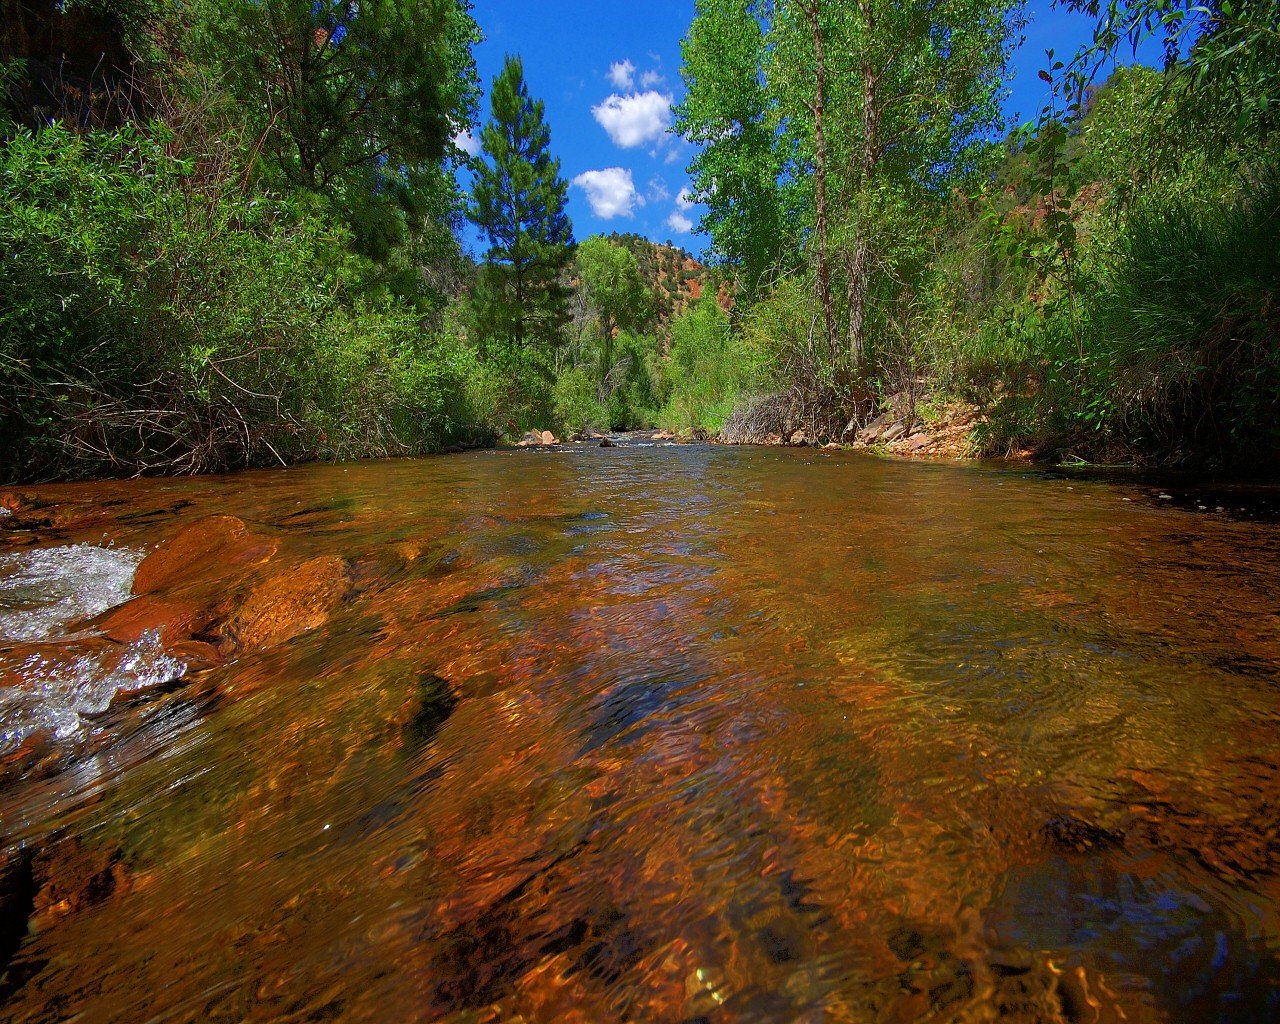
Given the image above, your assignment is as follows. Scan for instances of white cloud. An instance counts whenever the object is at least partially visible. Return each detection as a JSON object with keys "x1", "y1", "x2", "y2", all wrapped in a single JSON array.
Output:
[
  {"x1": 592, "y1": 90, "x2": 673, "y2": 148},
  {"x1": 641, "y1": 69, "x2": 665, "y2": 89},
  {"x1": 667, "y1": 210, "x2": 694, "y2": 234},
  {"x1": 607, "y1": 59, "x2": 636, "y2": 90},
  {"x1": 453, "y1": 129, "x2": 480, "y2": 156},
  {"x1": 573, "y1": 168, "x2": 643, "y2": 219},
  {"x1": 676, "y1": 186, "x2": 695, "y2": 210},
  {"x1": 647, "y1": 176, "x2": 670, "y2": 203}
]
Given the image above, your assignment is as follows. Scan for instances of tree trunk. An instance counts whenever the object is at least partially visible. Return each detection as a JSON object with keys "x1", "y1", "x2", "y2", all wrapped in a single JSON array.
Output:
[
  {"x1": 801, "y1": 1, "x2": 839, "y2": 360},
  {"x1": 847, "y1": 0, "x2": 880, "y2": 369}
]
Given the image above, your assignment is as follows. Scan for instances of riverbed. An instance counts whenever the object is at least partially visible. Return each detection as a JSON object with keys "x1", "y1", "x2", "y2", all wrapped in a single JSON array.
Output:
[{"x1": 2, "y1": 443, "x2": 1280, "y2": 1022}]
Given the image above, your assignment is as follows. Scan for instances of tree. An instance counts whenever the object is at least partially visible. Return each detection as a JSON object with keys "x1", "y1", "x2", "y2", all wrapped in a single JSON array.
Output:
[
  {"x1": 469, "y1": 55, "x2": 574, "y2": 357},
  {"x1": 576, "y1": 236, "x2": 652, "y2": 369},
  {"x1": 187, "y1": 0, "x2": 481, "y2": 306},
  {"x1": 1059, "y1": 0, "x2": 1280, "y2": 148},
  {"x1": 769, "y1": 0, "x2": 1022, "y2": 366},
  {"x1": 674, "y1": 0, "x2": 804, "y2": 299}
]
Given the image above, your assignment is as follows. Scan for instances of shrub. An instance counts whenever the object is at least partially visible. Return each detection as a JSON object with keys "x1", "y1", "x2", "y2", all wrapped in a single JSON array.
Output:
[
  {"x1": 552, "y1": 365, "x2": 605, "y2": 435},
  {"x1": 0, "y1": 121, "x2": 484, "y2": 480},
  {"x1": 660, "y1": 296, "x2": 764, "y2": 433},
  {"x1": 1093, "y1": 165, "x2": 1280, "y2": 466}
]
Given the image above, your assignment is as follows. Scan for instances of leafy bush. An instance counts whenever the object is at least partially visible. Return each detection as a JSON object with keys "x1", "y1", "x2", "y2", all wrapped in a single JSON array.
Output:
[
  {"x1": 0, "y1": 122, "x2": 485, "y2": 480},
  {"x1": 552, "y1": 365, "x2": 605, "y2": 435},
  {"x1": 660, "y1": 297, "x2": 764, "y2": 433},
  {"x1": 1091, "y1": 165, "x2": 1280, "y2": 466}
]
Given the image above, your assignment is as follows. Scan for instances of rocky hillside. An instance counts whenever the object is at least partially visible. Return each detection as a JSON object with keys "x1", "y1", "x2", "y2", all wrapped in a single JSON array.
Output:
[{"x1": 603, "y1": 232, "x2": 732, "y2": 330}]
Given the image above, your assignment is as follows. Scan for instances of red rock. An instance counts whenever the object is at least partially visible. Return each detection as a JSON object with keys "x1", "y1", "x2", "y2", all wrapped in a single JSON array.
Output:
[
  {"x1": 132, "y1": 516, "x2": 277, "y2": 596},
  {"x1": 29, "y1": 837, "x2": 128, "y2": 929},
  {"x1": 223, "y1": 556, "x2": 350, "y2": 650}
]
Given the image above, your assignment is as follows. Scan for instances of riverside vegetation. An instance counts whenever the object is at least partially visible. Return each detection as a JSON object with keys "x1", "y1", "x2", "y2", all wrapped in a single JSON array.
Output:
[{"x1": 2, "y1": 0, "x2": 1277, "y2": 481}]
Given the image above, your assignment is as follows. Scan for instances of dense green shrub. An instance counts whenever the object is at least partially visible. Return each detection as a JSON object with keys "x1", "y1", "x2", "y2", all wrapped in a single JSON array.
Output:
[
  {"x1": 552, "y1": 366, "x2": 605, "y2": 435},
  {"x1": 1091, "y1": 166, "x2": 1280, "y2": 466},
  {"x1": 0, "y1": 122, "x2": 485, "y2": 479},
  {"x1": 661, "y1": 297, "x2": 764, "y2": 433}
]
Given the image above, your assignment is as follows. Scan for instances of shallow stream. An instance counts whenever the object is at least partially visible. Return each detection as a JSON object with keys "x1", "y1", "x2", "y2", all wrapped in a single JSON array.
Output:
[{"x1": 2, "y1": 444, "x2": 1279, "y2": 1022}]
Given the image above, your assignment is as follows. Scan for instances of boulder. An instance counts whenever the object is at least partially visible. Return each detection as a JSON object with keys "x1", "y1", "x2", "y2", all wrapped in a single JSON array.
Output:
[
  {"x1": 133, "y1": 516, "x2": 276, "y2": 595},
  {"x1": 541, "y1": 430, "x2": 558, "y2": 446},
  {"x1": 223, "y1": 555, "x2": 350, "y2": 650}
]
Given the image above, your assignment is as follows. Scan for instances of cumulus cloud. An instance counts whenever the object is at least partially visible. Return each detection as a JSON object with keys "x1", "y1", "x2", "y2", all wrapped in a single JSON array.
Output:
[
  {"x1": 676, "y1": 186, "x2": 695, "y2": 210},
  {"x1": 667, "y1": 210, "x2": 694, "y2": 234},
  {"x1": 453, "y1": 129, "x2": 480, "y2": 156},
  {"x1": 592, "y1": 90, "x2": 673, "y2": 148},
  {"x1": 647, "y1": 176, "x2": 671, "y2": 203},
  {"x1": 641, "y1": 69, "x2": 665, "y2": 89},
  {"x1": 607, "y1": 59, "x2": 636, "y2": 90},
  {"x1": 573, "y1": 168, "x2": 643, "y2": 219}
]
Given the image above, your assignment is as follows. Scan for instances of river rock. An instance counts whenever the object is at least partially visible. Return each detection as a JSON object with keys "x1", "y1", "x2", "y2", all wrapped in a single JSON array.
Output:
[
  {"x1": 29, "y1": 836, "x2": 129, "y2": 929},
  {"x1": 0, "y1": 492, "x2": 26, "y2": 516},
  {"x1": 133, "y1": 516, "x2": 277, "y2": 595},
  {"x1": 223, "y1": 555, "x2": 350, "y2": 650}
]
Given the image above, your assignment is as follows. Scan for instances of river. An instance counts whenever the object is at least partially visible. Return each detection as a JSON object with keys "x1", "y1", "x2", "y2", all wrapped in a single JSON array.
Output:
[{"x1": 2, "y1": 442, "x2": 1280, "y2": 1022}]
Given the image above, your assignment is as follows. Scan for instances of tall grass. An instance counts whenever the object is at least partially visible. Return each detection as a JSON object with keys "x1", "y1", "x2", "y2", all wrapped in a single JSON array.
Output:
[{"x1": 1095, "y1": 165, "x2": 1280, "y2": 465}]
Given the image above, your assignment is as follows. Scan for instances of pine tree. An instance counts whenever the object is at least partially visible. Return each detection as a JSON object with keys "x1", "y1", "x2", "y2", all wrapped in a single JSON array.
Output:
[{"x1": 469, "y1": 55, "x2": 574, "y2": 357}]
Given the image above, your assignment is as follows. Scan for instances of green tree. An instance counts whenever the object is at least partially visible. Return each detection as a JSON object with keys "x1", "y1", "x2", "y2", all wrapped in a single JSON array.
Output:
[
  {"x1": 469, "y1": 55, "x2": 575, "y2": 357},
  {"x1": 770, "y1": 0, "x2": 1022, "y2": 366},
  {"x1": 675, "y1": 0, "x2": 804, "y2": 298},
  {"x1": 576, "y1": 236, "x2": 652, "y2": 368},
  {"x1": 1059, "y1": 0, "x2": 1280, "y2": 149},
  {"x1": 183, "y1": 0, "x2": 480, "y2": 306}
]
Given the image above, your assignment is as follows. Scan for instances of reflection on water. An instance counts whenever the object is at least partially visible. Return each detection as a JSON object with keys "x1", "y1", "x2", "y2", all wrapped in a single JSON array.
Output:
[{"x1": 2, "y1": 445, "x2": 1280, "y2": 1022}]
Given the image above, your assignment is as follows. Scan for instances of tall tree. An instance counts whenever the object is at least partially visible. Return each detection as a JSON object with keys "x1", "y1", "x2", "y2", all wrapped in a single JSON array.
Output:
[
  {"x1": 469, "y1": 55, "x2": 574, "y2": 357},
  {"x1": 576, "y1": 236, "x2": 652, "y2": 369},
  {"x1": 674, "y1": 0, "x2": 804, "y2": 299},
  {"x1": 188, "y1": 0, "x2": 481, "y2": 306},
  {"x1": 770, "y1": 0, "x2": 1022, "y2": 365}
]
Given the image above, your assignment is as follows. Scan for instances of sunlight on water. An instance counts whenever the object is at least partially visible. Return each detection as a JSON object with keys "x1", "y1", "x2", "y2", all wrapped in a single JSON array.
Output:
[
  {"x1": 1, "y1": 449, "x2": 1279, "y2": 1022},
  {"x1": 0, "y1": 543, "x2": 143, "y2": 641},
  {"x1": 1, "y1": 631, "x2": 186, "y2": 751},
  {"x1": 0, "y1": 544, "x2": 186, "y2": 754}
]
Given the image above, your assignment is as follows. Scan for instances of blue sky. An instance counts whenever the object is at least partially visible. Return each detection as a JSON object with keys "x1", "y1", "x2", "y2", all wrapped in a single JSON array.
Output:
[{"x1": 459, "y1": 1, "x2": 1152, "y2": 259}]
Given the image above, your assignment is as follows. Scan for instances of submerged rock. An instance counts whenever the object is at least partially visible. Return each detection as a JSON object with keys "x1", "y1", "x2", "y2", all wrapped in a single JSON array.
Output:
[
  {"x1": 132, "y1": 516, "x2": 277, "y2": 595},
  {"x1": 224, "y1": 556, "x2": 350, "y2": 651},
  {"x1": 29, "y1": 835, "x2": 129, "y2": 930}
]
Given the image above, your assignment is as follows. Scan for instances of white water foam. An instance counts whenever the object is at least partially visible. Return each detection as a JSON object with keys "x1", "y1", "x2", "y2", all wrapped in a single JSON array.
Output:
[
  {"x1": 1, "y1": 631, "x2": 187, "y2": 750},
  {"x1": 0, "y1": 545, "x2": 187, "y2": 752},
  {"x1": 0, "y1": 543, "x2": 145, "y2": 641}
]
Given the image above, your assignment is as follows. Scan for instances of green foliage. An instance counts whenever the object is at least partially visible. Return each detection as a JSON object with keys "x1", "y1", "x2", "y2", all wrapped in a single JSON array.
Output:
[
  {"x1": 661, "y1": 297, "x2": 763, "y2": 432},
  {"x1": 0, "y1": 122, "x2": 486, "y2": 480},
  {"x1": 552, "y1": 366, "x2": 605, "y2": 435},
  {"x1": 576, "y1": 236, "x2": 654, "y2": 358},
  {"x1": 469, "y1": 55, "x2": 574, "y2": 356},
  {"x1": 675, "y1": 0, "x2": 804, "y2": 297},
  {"x1": 184, "y1": 0, "x2": 481, "y2": 307},
  {"x1": 1061, "y1": 0, "x2": 1280, "y2": 147},
  {"x1": 1090, "y1": 166, "x2": 1280, "y2": 463}
]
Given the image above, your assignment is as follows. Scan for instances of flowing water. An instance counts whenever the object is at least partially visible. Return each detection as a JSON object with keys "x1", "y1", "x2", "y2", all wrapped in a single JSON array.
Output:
[{"x1": 2, "y1": 444, "x2": 1280, "y2": 1022}]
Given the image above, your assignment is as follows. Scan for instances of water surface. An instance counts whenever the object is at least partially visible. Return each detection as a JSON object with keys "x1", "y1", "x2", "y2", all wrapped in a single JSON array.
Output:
[{"x1": 2, "y1": 445, "x2": 1279, "y2": 1022}]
